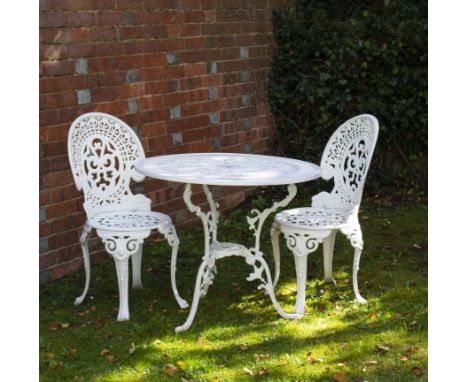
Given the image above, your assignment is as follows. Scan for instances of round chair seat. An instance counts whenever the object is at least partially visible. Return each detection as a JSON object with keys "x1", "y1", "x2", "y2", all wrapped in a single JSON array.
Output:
[
  {"x1": 88, "y1": 210, "x2": 172, "y2": 232},
  {"x1": 275, "y1": 207, "x2": 351, "y2": 230}
]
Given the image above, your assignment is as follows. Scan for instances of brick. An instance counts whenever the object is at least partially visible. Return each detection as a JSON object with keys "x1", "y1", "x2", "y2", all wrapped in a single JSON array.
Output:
[
  {"x1": 127, "y1": 97, "x2": 139, "y2": 113},
  {"x1": 241, "y1": 94, "x2": 251, "y2": 106},
  {"x1": 40, "y1": 12, "x2": 67, "y2": 28},
  {"x1": 39, "y1": 270, "x2": 51, "y2": 284},
  {"x1": 240, "y1": 70, "x2": 251, "y2": 82},
  {"x1": 39, "y1": 207, "x2": 46, "y2": 223},
  {"x1": 166, "y1": 51, "x2": 179, "y2": 65},
  {"x1": 207, "y1": 62, "x2": 217, "y2": 74},
  {"x1": 43, "y1": 61, "x2": 74, "y2": 77},
  {"x1": 242, "y1": 119, "x2": 252, "y2": 130},
  {"x1": 241, "y1": 46, "x2": 249, "y2": 59},
  {"x1": 211, "y1": 137, "x2": 221, "y2": 149},
  {"x1": 125, "y1": 69, "x2": 139, "y2": 83},
  {"x1": 171, "y1": 132, "x2": 183, "y2": 145},
  {"x1": 74, "y1": 57, "x2": 88, "y2": 74},
  {"x1": 209, "y1": 112, "x2": 220, "y2": 124},
  {"x1": 40, "y1": 238, "x2": 49, "y2": 254},
  {"x1": 76, "y1": 89, "x2": 91, "y2": 104},
  {"x1": 169, "y1": 105, "x2": 181, "y2": 119}
]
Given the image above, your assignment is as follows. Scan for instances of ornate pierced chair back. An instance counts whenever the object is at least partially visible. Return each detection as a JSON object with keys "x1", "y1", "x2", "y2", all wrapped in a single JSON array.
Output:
[
  {"x1": 68, "y1": 112, "x2": 148, "y2": 217},
  {"x1": 313, "y1": 114, "x2": 379, "y2": 211}
]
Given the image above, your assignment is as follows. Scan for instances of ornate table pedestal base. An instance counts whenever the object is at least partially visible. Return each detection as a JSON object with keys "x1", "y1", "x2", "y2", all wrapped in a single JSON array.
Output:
[{"x1": 175, "y1": 184, "x2": 300, "y2": 333}]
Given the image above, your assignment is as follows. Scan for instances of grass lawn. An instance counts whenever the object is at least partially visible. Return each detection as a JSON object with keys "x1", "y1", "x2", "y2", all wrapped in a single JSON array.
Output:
[{"x1": 40, "y1": 191, "x2": 427, "y2": 382}]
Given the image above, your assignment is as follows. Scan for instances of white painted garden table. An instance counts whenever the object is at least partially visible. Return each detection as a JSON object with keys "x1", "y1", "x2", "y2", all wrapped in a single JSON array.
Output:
[{"x1": 135, "y1": 153, "x2": 321, "y2": 332}]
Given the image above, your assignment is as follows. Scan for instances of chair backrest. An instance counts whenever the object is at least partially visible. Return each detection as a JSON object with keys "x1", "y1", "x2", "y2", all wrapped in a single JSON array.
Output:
[
  {"x1": 313, "y1": 114, "x2": 379, "y2": 210},
  {"x1": 68, "y1": 112, "x2": 147, "y2": 217}
]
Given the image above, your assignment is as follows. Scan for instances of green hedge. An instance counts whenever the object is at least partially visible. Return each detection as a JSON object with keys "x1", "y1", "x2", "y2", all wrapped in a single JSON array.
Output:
[{"x1": 268, "y1": 0, "x2": 427, "y2": 195}]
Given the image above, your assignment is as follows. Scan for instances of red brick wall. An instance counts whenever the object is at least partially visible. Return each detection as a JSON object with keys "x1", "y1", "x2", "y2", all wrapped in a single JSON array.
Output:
[{"x1": 39, "y1": 0, "x2": 281, "y2": 283}]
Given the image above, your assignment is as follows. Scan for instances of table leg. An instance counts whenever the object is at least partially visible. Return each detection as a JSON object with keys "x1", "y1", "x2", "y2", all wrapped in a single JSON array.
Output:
[
  {"x1": 175, "y1": 184, "x2": 217, "y2": 332},
  {"x1": 245, "y1": 184, "x2": 300, "y2": 319}
]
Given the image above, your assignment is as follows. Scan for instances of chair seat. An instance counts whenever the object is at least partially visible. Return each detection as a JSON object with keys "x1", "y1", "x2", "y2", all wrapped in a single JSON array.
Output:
[
  {"x1": 275, "y1": 207, "x2": 352, "y2": 230},
  {"x1": 88, "y1": 210, "x2": 172, "y2": 232}
]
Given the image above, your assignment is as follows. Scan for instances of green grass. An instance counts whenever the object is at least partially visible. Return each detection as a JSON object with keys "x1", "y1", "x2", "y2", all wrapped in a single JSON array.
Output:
[{"x1": 40, "y1": 195, "x2": 427, "y2": 382}]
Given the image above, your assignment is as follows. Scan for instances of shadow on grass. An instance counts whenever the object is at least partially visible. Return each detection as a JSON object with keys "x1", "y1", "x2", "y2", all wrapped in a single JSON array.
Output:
[{"x1": 40, "y1": 201, "x2": 427, "y2": 381}]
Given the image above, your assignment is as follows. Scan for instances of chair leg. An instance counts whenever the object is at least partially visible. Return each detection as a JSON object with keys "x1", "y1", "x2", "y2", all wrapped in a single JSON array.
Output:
[
  {"x1": 323, "y1": 230, "x2": 337, "y2": 284},
  {"x1": 114, "y1": 257, "x2": 130, "y2": 321},
  {"x1": 293, "y1": 253, "x2": 309, "y2": 316},
  {"x1": 160, "y1": 224, "x2": 189, "y2": 309},
  {"x1": 131, "y1": 244, "x2": 143, "y2": 289},
  {"x1": 270, "y1": 221, "x2": 282, "y2": 289},
  {"x1": 352, "y1": 247, "x2": 367, "y2": 304},
  {"x1": 346, "y1": 227, "x2": 367, "y2": 304},
  {"x1": 75, "y1": 224, "x2": 92, "y2": 305}
]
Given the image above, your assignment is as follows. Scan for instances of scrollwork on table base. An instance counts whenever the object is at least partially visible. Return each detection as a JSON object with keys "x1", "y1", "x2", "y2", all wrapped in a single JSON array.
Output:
[{"x1": 175, "y1": 183, "x2": 300, "y2": 332}]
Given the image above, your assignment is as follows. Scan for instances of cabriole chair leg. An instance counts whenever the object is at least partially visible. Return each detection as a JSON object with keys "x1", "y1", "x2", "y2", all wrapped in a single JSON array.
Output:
[
  {"x1": 75, "y1": 224, "x2": 92, "y2": 305},
  {"x1": 293, "y1": 253, "x2": 309, "y2": 316},
  {"x1": 131, "y1": 244, "x2": 143, "y2": 289},
  {"x1": 352, "y1": 246, "x2": 366, "y2": 304},
  {"x1": 323, "y1": 230, "x2": 337, "y2": 284},
  {"x1": 270, "y1": 221, "x2": 282, "y2": 289},
  {"x1": 114, "y1": 257, "x2": 130, "y2": 321},
  {"x1": 346, "y1": 228, "x2": 367, "y2": 304}
]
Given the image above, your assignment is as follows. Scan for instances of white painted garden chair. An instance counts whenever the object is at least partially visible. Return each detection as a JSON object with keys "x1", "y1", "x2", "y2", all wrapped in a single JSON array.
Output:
[
  {"x1": 68, "y1": 112, "x2": 188, "y2": 321},
  {"x1": 271, "y1": 114, "x2": 379, "y2": 315}
]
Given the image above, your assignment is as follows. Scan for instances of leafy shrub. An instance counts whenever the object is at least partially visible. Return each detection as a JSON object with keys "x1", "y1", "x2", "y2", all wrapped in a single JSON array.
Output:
[{"x1": 268, "y1": 0, "x2": 427, "y2": 195}]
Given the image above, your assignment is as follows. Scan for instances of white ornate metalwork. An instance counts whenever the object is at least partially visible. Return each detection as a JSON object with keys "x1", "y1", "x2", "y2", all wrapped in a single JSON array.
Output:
[
  {"x1": 135, "y1": 153, "x2": 321, "y2": 186},
  {"x1": 174, "y1": 183, "x2": 301, "y2": 333},
  {"x1": 68, "y1": 112, "x2": 188, "y2": 321},
  {"x1": 135, "y1": 152, "x2": 321, "y2": 332},
  {"x1": 271, "y1": 114, "x2": 379, "y2": 314}
]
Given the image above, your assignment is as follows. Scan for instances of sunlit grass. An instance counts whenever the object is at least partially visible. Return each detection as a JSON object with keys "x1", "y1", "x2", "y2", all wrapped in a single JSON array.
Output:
[{"x1": 40, "y1": 198, "x2": 427, "y2": 381}]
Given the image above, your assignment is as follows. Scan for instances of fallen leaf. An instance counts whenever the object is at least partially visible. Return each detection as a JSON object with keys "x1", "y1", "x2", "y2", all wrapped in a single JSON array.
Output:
[
  {"x1": 100, "y1": 348, "x2": 110, "y2": 356},
  {"x1": 255, "y1": 353, "x2": 271, "y2": 359},
  {"x1": 375, "y1": 343, "x2": 390, "y2": 353},
  {"x1": 258, "y1": 367, "x2": 269, "y2": 376},
  {"x1": 365, "y1": 360, "x2": 378, "y2": 366},
  {"x1": 106, "y1": 355, "x2": 116, "y2": 363},
  {"x1": 129, "y1": 342, "x2": 136, "y2": 355},
  {"x1": 105, "y1": 331, "x2": 113, "y2": 338},
  {"x1": 239, "y1": 344, "x2": 249, "y2": 351},
  {"x1": 48, "y1": 323, "x2": 61, "y2": 331},
  {"x1": 243, "y1": 367, "x2": 254, "y2": 376},
  {"x1": 70, "y1": 348, "x2": 78, "y2": 356},
  {"x1": 197, "y1": 336, "x2": 209, "y2": 345},
  {"x1": 306, "y1": 353, "x2": 324, "y2": 364},
  {"x1": 339, "y1": 343, "x2": 348, "y2": 349},
  {"x1": 400, "y1": 354, "x2": 409, "y2": 362},
  {"x1": 406, "y1": 346, "x2": 424, "y2": 353},
  {"x1": 153, "y1": 339, "x2": 162, "y2": 345},
  {"x1": 176, "y1": 360, "x2": 186, "y2": 367},
  {"x1": 332, "y1": 372, "x2": 349, "y2": 382},
  {"x1": 337, "y1": 362, "x2": 346, "y2": 367},
  {"x1": 413, "y1": 244, "x2": 422, "y2": 250},
  {"x1": 391, "y1": 313, "x2": 402, "y2": 320},
  {"x1": 90, "y1": 306, "x2": 96, "y2": 311},
  {"x1": 342, "y1": 278, "x2": 350, "y2": 284},
  {"x1": 164, "y1": 364, "x2": 180, "y2": 376},
  {"x1": 368, "y1": 312, "x2": 377, "y2": 321},
  {"x1": 412, "y1": 367, "x2": 423, "y2": 376},
  {"x1": 409, "y1": 320, "x2": 418, "y2": 326},
  {"x1": 48, "y1": 360, "x2": 59, "y2": 369}
]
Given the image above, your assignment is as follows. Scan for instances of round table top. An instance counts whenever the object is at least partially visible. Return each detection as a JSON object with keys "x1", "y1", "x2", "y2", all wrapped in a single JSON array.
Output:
[{"x1": 135, "y1": 153, "x2": 321, "y2": 186}]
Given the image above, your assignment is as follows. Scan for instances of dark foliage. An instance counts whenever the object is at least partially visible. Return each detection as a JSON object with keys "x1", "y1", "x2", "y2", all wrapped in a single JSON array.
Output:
[{"x1": 269, "y1": 0, "x2": 427, "y2": 196}]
